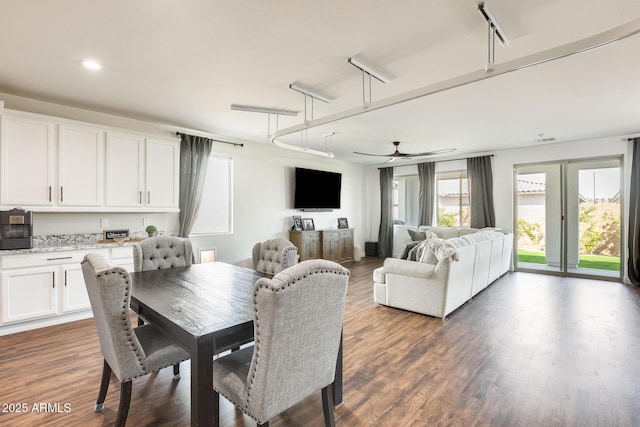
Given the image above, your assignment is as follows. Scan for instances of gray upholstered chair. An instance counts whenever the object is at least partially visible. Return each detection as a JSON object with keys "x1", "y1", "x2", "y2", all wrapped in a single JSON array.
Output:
[
  {"x1": 132, "y1": 236, "x2": 193, "y2": 325},
  {"x1": 212, "y1": 259, "x2": 350, "y2": 427},
  {"x1": 81, "y1": 253, "x2": 190, "y2": 427},
  {"x1": 132, "y1": 235, "x2": 193, "y2": 272},
  {"x1": 252, "y1": 237, "x2": 298, "y2": 276}
]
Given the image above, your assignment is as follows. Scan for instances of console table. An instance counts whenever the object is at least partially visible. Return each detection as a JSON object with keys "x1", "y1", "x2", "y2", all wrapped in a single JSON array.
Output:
[{"x1": 289, "y1": 228, "x2": 354, "y2": 263}]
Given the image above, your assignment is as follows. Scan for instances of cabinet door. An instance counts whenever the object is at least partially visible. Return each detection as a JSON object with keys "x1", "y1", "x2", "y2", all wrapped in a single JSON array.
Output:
[
  {"x1": 105, "y1": 131, "x2": 144, "y2": 207},
  {"x1": 61, "y1": 264, "x2": 91, "y2": 312},
  {"x1": 58, "y1": 123, "x2": 104, "y2": 206},
  {"x1": 339, "y1": 229, "x2": 354, "y2": 261},
  {"x1": 145, "y1": 138, "x2": 179, "y2": 208},
  {"x1": 1, "y1": 267, "x2": 57, "y2": 323},
  {"x1": 0, "y1": 115, "x2": 55, "y2": 206},
  {"x1": 323, "y1": 231, "x2": 340, "y2": 261},
  {"x1": 305, "y1": 231, "x2": 321, "y2": 260}
]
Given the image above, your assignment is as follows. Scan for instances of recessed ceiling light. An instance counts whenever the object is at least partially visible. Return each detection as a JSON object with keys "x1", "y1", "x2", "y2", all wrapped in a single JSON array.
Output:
[{"x1": 82, "y1": 59, "x2": 102, "y2": 70}]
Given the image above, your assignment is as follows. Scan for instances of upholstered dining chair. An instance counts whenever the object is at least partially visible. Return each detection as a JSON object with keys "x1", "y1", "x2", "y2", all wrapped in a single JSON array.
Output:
[
  {"x1": 251, "y1": 237, "x2": 298, "y2": 276},
  {"x1": 132, "y1": 235, "x2": 193, "y2": 272},
  {"x1": 132, "y1": 235, "x2": 193, "y2": 325},
  {"x1": 211, "y1": 259, "x2": 350, "y2": 427},
  {"x1": 81, "y1": 253, "x2": 190, "y2": 427}
]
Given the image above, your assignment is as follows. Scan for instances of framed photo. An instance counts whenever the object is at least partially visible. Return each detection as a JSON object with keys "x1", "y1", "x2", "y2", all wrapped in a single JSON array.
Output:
[
  {"x1": 302, "y1": 218, "x2": 315, "y2": 231},
  {"x1": 337, "y1": 218, "x2": 349, "y2": 229},
  {"x1": 292, "y1": 215, "x2": 303, "y2": 231}
]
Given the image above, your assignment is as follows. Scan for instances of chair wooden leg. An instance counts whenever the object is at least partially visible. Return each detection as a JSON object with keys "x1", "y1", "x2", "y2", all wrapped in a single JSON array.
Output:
[
  {"x1": 94, "y1": 359, "x2": 112, "y2": 411},
  {"x1": 322, "y1": 385, "x2": 336, "y2": 427},
  {"x1": 115, "y1": 381, "x2": 132, "y2": 427},
  {"x1": 213, "y1": 391, "x2": 220, "y2": 427},
  {"x1": 173, "y1": 363, "x2": 180, "y2": 379}
]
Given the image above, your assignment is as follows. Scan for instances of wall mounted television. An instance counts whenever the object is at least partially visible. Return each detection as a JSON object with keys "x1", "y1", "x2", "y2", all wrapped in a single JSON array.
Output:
[{"x1": 294, "y1": 167, "x2": 342, "y2": 210}]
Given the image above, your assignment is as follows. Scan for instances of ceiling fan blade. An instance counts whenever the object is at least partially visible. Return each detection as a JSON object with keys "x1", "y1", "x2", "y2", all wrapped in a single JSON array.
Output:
[
  {"x1": 353, "y1": 151, "x2": 396, "y2": 157},
  {"x1": 400, "y1": 148, "x2": 457, "y2": 157}
]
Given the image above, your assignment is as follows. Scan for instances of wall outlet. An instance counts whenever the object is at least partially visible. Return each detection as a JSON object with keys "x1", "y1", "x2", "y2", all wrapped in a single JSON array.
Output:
[
  {"x1": 100, "y1": 218, "x2": 109, "y2": 228},
  {"x1": 143, "y1": 218, "x2": 150, "y2": 227}
]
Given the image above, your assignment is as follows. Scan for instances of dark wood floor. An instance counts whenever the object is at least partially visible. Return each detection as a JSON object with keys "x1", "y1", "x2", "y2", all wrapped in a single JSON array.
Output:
[{"x1": 2, "y1": 257, "x2": 640, "y2": 426}]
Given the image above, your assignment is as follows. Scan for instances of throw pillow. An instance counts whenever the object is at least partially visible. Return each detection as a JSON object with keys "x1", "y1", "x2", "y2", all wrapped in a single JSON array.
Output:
[
  {"x1": 398, "y1": 241, "x2": 421, "y2": 259},
  {"x1": 407, "y1": 229, "x2": 427, "y2": 241}
]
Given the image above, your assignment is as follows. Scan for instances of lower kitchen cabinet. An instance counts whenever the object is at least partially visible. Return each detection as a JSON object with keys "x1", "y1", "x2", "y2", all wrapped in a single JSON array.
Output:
[
  {"x1": 0, "y1": 247, "x2": 133, "y2": 335},
  {"x1": 1, "y1": 266, "x2": 58, "y2": 324}
]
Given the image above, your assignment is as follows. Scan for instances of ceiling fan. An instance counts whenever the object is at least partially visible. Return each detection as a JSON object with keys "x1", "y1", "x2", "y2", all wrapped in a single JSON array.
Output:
[{"x1": 354, "y1": 141, "x2": 456, "y2": 162}]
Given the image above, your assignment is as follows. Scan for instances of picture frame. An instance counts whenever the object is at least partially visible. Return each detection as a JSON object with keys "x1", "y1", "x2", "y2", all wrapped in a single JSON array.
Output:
[
  {"x1": 302, "y1": 218, "x2": 315, "y2": 231},
  {"x1": 337, "y1": 218, "x2": 349, "y2": 229},
  {"x1": 292, "y1": 215, "x2": 303, "y2": 231}
]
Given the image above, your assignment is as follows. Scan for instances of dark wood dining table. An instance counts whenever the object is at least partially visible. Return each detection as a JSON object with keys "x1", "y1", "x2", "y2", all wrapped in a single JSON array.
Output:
[{"x1": 129, "y1": 261, "x2": 343, "y2": 427}]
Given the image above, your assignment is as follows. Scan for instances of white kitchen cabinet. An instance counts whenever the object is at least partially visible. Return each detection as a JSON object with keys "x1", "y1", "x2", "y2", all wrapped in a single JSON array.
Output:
[
  {"x1": 60, "y1": 263, "x2": 91, "y2": 313},
  {"x1": 105, "y1": 131, "x2": 145, "y2": 207},
  {"x1": 145, "y1": 137, "x2": 179, "y2": 208},
  {"x1": 58, "y1": 123, "x2": 104, "y2": 207},
  {"x1": 0, "y1": 109, "x2": 179, "y2": 212},
  {"x1": 0, "y1": 247, "x2": 132, "y2": 334},
  {"x1": 0, "y1": 114, "x2": 55, "y2": 206},
  {"x1": 105, "y1": 132, "x2": 179, "y2": 210},
  {"x1": 1, "y1": 266, "x2": 57, "y2": 323}
]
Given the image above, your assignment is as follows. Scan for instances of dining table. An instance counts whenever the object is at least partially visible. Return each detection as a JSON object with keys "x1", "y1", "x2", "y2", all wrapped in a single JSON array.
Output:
[{"x1": 129, "y1": 261, "x2": 343, "y2": 427}]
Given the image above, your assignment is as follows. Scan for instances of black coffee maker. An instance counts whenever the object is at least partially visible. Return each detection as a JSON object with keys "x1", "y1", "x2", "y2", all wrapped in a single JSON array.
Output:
[{"x1": 0, "y1": 208, "x2": 33, "y2": 250}]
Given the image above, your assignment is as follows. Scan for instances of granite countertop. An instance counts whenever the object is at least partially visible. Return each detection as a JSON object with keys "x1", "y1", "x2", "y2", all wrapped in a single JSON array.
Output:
[{"x1": 0, "y1": 233, "x2": 150, "y2": 255}]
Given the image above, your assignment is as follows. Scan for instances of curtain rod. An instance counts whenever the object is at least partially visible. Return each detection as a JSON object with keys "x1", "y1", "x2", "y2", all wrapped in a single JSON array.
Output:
[
  {"x1": 377, "y1": 154, "x2": 494, "y2": 169},
  {"x1": 175, "y1": 131, "x2": 244, "y2": 148}
]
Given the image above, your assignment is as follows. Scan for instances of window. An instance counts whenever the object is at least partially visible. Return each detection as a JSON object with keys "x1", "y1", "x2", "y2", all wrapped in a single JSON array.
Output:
[
  {"x1": 190, "y1": 156, "x2": 233, "y2": 235},
  {"x1": 392, "y1": 175, "x2": 420, "y2": 225},
  {"x1": 436, "y1": 171, "x2": 470, "y2": 227}
]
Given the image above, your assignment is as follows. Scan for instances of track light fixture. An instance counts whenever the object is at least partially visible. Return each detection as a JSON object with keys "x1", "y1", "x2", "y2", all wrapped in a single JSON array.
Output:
[
  {"x1": 288, "y1": 83, "x2": 332, "y2": 103},
  {"x1": 478, "y1": 2, "x2": 509, "y2": 46},
  {"x1": 347, "y1": 57, "x2": 390, "y2": 84},
  {"x1": 230, "y1": 104, "x2": 298, "y2": 116}
]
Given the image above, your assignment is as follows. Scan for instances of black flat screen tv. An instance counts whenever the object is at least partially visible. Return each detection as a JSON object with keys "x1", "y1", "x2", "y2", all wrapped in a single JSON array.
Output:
[{"x1": 294, "y1": 167, "x2": 342, "y2": 210}]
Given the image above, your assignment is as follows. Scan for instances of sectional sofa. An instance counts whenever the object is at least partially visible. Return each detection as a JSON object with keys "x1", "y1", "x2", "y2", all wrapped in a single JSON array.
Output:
[{"x1": 373, "y1": 226, "x2": 513, "y2": 319}]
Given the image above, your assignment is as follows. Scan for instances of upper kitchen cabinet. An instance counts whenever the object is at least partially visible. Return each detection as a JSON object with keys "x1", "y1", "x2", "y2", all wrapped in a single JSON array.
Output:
[
  {"x1": 0, "y1": 109, "x2": 179, "y2": 212},
  {"x1": 105, "y1": 131, "x2": 179, "y2": 210},
  {"x1": 105, "y1": 131, "x2": 145, "y2": 207},
  {"x1": 58, "y1": 123, "x2": 104, "y2": 207},
  {"x1": 145, "y1": 137, "x2": 179, "y2": 208},
  {"x1": 1, "y1": 114, "x2": 55, "y2": 206}
]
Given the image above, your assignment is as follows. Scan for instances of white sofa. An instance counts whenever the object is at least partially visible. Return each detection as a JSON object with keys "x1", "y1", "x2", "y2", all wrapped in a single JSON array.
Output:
[{"x1": 373, "y1": 227, "x2": 513, "y2": 319}]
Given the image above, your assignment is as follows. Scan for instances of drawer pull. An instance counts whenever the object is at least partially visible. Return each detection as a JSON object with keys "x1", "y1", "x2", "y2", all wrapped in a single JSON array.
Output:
[{"x1": 46, "y1": 256, "x2": 73, "y2": 261}]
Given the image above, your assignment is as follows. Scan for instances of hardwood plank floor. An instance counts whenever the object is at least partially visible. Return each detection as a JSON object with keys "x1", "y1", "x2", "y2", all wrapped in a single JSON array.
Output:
[{"x1": 2, "y1": 258, "x2": 640, "y2": 426}]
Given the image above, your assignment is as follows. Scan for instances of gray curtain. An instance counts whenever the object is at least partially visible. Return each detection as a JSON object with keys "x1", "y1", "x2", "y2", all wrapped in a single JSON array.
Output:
[
  {"x1": 377, "y1": 167, "x2": 394, "y2": 258},
  {"x1": 628, "y1": 138, "x2": 640, "y2": 286},
  {"x1": 178, "y1": 134, "x2": 214, "y2": 237},
  {"x1": 467, "y1": 155, "x2": 495, "y2": 228},
  {"x1": 417, "y1": 162, "x2": 435, "y2": 226}
]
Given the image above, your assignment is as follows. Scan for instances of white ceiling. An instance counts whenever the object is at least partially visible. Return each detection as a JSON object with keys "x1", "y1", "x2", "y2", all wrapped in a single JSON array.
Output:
[{"x1": 1, "y1": 0, "x2": 639, "y2": 165}]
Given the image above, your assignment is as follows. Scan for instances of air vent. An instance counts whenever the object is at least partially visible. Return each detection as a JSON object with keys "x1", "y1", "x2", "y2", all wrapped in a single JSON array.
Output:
[{"x1": 535, "y1": 137, "x2": 556, "y2": 143}]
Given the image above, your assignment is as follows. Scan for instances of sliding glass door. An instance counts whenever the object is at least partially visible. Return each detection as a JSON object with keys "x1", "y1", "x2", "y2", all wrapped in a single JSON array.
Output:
[{"x1": 514, "y1": 157, "x2": 622, "y2": 279}]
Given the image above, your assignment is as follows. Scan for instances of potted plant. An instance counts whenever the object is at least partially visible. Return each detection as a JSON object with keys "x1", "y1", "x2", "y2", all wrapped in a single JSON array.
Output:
[{"x1": 145, "y1": 225, "x2": 158, "y2": 237}]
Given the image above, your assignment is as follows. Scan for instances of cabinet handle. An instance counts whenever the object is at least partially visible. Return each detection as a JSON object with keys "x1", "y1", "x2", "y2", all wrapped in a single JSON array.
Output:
[
  {"x1": 52, "y1": 271, "x2": 55, "y2": 288},
  {"x1": 48, "y1": 186, "x2": 52, "y2": 202},
  {"x1": 139, "y1": 191, "x2": 142, "y2": 204},
  {"x1": 60, "y1": 186, "x2": 64, "y2": 202},
  {"x1": 147, "y1": 191, "x2": 151, "y2": 204},
  {"x1": 64, "y1": 270, "x2": 67, "y2": 287},
  {"x1": 46, "y1": 256, "x2": 73, "y2": 261}
]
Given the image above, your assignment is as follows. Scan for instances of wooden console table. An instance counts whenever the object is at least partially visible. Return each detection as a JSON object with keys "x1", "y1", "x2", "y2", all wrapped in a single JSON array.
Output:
[{"x1": 289, "y1": 228, "x2": 354, "y2": 263}]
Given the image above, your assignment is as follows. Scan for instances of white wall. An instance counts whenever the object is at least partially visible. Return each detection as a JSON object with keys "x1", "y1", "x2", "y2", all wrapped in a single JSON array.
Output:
[
  {"x1": 0, "y1": 92, "x2": 369, "y2": 265},
  {"x1": 189, "y1": 141, "x2": 368, "y2": 266}
]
